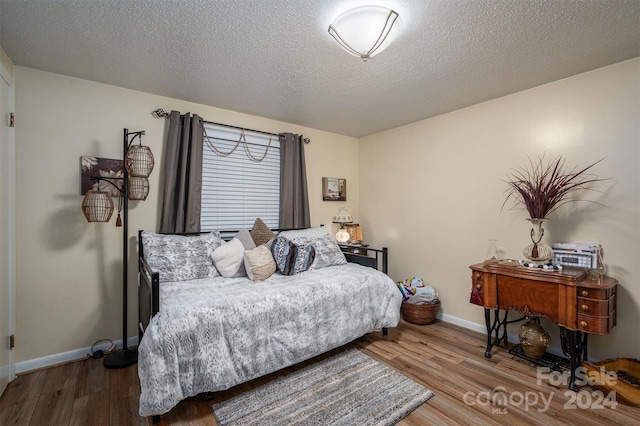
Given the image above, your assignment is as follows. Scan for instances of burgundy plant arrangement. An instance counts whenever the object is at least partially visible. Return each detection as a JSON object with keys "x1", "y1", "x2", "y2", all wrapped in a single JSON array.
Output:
[{"x1": 502, "y1": 155, "x2": 606, "y2": 219}]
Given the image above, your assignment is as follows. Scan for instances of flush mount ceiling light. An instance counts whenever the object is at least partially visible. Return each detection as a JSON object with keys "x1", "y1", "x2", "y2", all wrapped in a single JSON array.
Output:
[{"x1": 328, "y1": 6, "x2": 402, "y2": 61}]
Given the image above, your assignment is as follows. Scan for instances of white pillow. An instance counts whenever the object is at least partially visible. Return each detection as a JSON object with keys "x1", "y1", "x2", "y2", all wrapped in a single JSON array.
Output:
[
  {"x1": 211, "y1": 238, "x2": 246, "y2": 278},
  {"x1": 277, "y1": 226, "x2": 328, "y2": 242}
]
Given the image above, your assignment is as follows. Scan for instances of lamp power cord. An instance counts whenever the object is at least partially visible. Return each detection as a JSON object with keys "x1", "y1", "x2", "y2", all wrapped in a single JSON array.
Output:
[{"x1": 88, "y1": 338, "x2": 115, "y2": 359}]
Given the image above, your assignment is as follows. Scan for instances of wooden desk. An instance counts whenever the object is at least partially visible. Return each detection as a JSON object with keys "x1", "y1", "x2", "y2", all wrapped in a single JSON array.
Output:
[{"x1": 469, "y1": 260, "x2": 617, "y2": 391}]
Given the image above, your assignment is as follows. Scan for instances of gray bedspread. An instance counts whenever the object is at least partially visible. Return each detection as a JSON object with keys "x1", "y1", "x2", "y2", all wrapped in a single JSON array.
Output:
[{"x1": 138, "y1": 262, "x2": 402, "y2": 417}]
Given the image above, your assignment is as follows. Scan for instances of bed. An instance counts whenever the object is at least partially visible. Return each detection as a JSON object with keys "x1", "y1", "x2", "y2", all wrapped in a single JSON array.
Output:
[{"x1": 136, "y1": 227, "x2": 402, "y2": 418}]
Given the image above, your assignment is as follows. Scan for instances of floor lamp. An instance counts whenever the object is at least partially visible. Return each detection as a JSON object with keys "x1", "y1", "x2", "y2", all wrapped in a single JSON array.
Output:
[{"x1": 81, "y1": 129, "x2": 154, "y2": 369}]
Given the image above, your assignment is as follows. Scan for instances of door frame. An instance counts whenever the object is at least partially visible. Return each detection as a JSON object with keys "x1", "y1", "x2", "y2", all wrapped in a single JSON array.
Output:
[{"x1": 0, "y1": 58, "x2": 15, "y2": 386}]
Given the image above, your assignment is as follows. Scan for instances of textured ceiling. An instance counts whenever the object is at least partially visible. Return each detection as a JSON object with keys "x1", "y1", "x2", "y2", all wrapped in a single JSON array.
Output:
[{"x1": 1, "y1": 0, "x2": 639, "y2": 137}]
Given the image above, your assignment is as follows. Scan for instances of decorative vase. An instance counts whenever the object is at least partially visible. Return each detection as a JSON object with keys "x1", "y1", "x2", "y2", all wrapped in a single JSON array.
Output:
[
  {"x1": 588, "y1": 247, "x2": 607, "y2": 281},
  {"x1": 518, "y1": 319, "x2": 551, "y2": 359},
  {"x1": 332, "y1": 207, "x2": 353, "y2": 243},
  {"x1": 336, "y1": 227, "x2": 350, "y2": 243},
  {"x1": 522, "y1": 218, "x2": 554, "y2": 265}
]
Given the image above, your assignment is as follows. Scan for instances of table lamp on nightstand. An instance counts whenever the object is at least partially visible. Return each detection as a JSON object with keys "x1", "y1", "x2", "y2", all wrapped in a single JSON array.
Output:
[{"x1": 332, "y1": 207, "x2": 353, "y2": 243}]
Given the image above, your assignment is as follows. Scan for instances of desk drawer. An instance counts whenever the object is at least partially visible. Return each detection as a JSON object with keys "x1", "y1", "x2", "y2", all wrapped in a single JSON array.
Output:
[
  {"x1": 470, "y1": 272, "x2": 484, "y2": 306},
  {"x1": 577, "y1": 286, "x2": 615, "y2": 300},
  {"x1": 577, "y1": 294, "x2": 616, "y2": 317},
  {"x1": 578, "y1": 311, "x2": 615, "y2": 334}
]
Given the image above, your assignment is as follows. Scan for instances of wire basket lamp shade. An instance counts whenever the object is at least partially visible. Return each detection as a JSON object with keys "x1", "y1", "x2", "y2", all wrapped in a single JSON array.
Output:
[
  {"x1": 125, "y1": 144, "x2": 154, "y2": 177},
  {"x1": 81, "y1": 189, "x2": 114, "y2": 222},
  {"x1": 128, "y1": 176, "x2": 150, "y2": 201}
]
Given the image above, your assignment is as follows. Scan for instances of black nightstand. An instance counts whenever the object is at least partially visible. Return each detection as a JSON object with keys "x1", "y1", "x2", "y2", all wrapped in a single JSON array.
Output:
[
  {"x1": 338, "y1": 244, "x2": 388, "y2": 273},
  {"x1": 338, "y1": 243, "x2": 369, "y2": 256}
]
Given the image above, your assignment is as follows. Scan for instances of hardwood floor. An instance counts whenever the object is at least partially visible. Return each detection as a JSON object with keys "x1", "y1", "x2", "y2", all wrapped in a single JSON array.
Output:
[{"x1": 1, "y1": 320, "x2": 638, "y2": 425}]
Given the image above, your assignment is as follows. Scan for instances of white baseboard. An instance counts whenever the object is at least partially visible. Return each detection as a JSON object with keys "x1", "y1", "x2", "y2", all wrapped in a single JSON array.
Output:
[
  {"x1": 438, "y1": 311, "x2": 521, "y2": 343},
  {"x1": 15, "y1": 336, "x2": 139, "y2": 374},
  {"x1": 436, "y1": 311, "x2": 569, "y2": 359},
  {"x1": 16, "y1": 312, "x2": 578, "y2": 374},
  {"x1": 14, "y1": 314, "x2": 500, "y2": 374},
  {"x1": 438, "y1": 311, "x2": 487, "y2": 334}
]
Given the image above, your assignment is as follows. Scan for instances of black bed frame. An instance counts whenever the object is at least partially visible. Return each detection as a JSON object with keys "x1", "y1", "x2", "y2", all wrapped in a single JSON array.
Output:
[
  {"x1": 137, "y1": 230, "x2": 390, "y2": 423},
  {"x1": 137, "y1": 230, "x2": 389, "y2": 343}
]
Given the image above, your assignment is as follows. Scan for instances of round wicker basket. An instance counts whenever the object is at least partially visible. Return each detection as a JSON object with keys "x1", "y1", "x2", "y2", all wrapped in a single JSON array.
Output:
[{"x1": 401, "y1": 301, "x2": 440, "y2": 325}]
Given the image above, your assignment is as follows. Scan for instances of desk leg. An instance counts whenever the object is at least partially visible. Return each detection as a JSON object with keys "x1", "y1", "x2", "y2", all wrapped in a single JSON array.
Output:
[
  {"x1": 497, "y1": 310, "x2": 510, "y2": 347},
  {"x1": 484, "y1": 308, "x2": 510, "y2": 358},
  {"x1": 484, "y1": 308, "x2": 492, "y2": 358},
  {"x1": 560, "y1": 328, "x2": 588, "y2": 392},
  {"x1": 567, "y1": 330, "x2": 579, "y2": 392}
]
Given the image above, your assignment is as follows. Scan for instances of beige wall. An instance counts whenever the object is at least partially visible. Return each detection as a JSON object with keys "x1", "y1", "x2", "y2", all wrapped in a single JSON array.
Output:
[
  {"x1": 14, "y1": 66, "x2": 358, "y2": 363},
  {"x1": 359, "y1": 58, "x2": 640, "y2": 360},
  {"x1": 14, "y1": 58, "x2": 640, "y2": 366}
]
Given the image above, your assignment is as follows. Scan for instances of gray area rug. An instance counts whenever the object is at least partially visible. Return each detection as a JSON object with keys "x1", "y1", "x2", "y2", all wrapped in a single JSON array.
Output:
[{"x1": 211, "y1": 349, "x2": 434, "y2": 426}]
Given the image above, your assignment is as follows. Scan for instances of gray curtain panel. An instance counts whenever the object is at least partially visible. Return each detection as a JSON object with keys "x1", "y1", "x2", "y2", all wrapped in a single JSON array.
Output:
[
  {"x1": 279, "y1": 133, "x2": 311, "y2": 229},
  {"x1": 159, "y1": 111, "x2": 204, "y2": 233}
]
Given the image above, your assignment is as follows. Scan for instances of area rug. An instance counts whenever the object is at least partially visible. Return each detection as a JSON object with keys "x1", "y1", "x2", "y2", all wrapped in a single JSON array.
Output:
[{"x1": 211, "y1": 349, "x2": 434, "y2": 426}]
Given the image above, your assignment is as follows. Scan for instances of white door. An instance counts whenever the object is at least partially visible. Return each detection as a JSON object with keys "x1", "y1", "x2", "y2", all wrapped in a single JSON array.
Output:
[{"x1": 0, "y1": 72, "x2": 14, "y2": 395}]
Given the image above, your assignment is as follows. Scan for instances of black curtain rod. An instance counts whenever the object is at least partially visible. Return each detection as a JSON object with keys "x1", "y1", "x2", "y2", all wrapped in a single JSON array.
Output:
[
  {"x1": 151, "y1": 108, "x2": 310, "y2": 143},
  {"x1": 204, "y1": 134, "x2": 280, "y2": 150},
  {"x1": 204, "y1": 120, "x2": 280, "y2": 138},
  {"x1": 204, "y1": 120, "x2": 311, "y2": 144}
]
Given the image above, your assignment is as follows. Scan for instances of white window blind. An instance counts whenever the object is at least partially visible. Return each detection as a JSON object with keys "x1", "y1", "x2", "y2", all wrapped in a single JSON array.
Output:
[{"x1": 201, "y1": 122, "x2": 280, "y2": 232}]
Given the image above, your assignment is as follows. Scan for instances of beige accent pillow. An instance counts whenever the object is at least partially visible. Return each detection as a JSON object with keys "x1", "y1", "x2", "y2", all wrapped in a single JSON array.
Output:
[
  {"x1": 250, "y1": 218, "x2": 276, "y2": 246},
  {"x1": 244, "y1": 245, "x2": 276, "y2": 281}
]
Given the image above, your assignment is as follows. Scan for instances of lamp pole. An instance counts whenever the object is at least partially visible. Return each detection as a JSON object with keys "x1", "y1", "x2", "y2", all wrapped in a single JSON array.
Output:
[{"x1": 90, "y1": 129, "x2": 143, "y2": 369}]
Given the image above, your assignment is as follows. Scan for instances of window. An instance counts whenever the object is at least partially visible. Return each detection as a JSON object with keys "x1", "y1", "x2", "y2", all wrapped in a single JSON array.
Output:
[{"x1": 200, "y1": 122, "x2": 280, "y2": 232}]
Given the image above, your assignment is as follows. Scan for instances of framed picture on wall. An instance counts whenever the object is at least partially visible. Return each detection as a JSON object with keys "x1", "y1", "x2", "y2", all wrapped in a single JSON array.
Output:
[
  {"x1": 80, "y1": 156, "x2": 124, "y2": 196},
  {"x1": 322, "y1": 177, "x2": 346, "y2": 201}
]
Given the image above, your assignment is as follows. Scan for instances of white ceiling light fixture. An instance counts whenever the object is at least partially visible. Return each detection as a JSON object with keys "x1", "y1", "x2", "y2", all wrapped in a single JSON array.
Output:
[{"x1": 328, "y1": 6, "x2": 402, "y2": 61}]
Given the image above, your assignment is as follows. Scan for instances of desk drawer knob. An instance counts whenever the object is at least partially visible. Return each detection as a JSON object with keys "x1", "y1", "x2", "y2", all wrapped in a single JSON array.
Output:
[
  {"x1": 580, "y1": 304, "x2": 589, "y2": 312},
  {"x1": 579, "y1": 320, "x2": 588, "y2": 328},
  {"x1": 581, "y1": 290, "x2": 589, "y2": 297},
  {"x1": 476, "y1": 284, "x2": 482, "y2": 289}
]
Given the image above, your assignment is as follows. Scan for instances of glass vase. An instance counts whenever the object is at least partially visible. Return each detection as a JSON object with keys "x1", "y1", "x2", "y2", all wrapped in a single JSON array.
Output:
[
  {"x1": 588, "y1": 247, "x2": 607, "y2": 282},
  {"x1": 486, "y1": 239, "x2": 499, "y2": 260}
]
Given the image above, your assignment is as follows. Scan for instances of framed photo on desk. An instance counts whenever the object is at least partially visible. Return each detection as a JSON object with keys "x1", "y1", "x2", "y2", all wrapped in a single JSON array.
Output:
[{"x1": 345, "y1": 224, "x2": 362, "y2": 243}]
